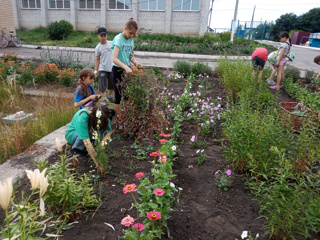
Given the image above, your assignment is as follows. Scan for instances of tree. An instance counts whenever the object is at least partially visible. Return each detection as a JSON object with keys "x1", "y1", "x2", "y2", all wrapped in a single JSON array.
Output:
[
  {"x1": 297, "y1": 8, "x2": 320, "y2": 33},
  {"x1": 270, "y1": 13, "x2": 298, "y2": 40}
]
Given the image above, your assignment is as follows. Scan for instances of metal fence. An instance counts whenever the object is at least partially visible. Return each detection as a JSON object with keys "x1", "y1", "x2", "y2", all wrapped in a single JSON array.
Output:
[{"x1": 231, "y1": 20, "x2": 273, "y2": 40}]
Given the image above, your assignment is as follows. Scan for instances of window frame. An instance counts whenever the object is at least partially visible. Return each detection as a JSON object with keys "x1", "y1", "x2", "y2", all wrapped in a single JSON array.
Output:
[
  {"x1": 21, "y1": 0, "x2": 41, "y2": 9},
  {"x1": 108, "y1": 0, "x2": 132, "y2": 10},
  {"x1": 48, "y1": 0, "x2": 71, "y2": 9},
  {"x1": 173, "y1": 0, "x2": 200, "y2": 11},
  {"x1": 140, "y1": 0, "x2": 165, "y2": 11},
  {"x1": 79, "y1": 0, "x2": 101, "y2": 9}
]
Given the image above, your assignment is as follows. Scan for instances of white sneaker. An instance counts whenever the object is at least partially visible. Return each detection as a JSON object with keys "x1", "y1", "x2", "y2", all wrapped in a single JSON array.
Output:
[{"x1": 267, "y1": 79, "x2": 276, "y2": 85}]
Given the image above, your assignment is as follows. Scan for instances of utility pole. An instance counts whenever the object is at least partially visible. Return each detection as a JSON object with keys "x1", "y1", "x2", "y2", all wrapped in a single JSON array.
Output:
[
  {"x1": 248, "y1": 5, "x2": 256, "y2": 40},
  {"x1": 207, "y1": 0, "x2": 215, "y2": 32},
  {"x1": 230, "y1": 0, "x2": 239, "y2": 42}
]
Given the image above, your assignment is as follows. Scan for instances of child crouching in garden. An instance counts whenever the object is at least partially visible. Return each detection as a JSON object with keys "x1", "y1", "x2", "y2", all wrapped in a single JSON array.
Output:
[
  {"x1": 74, "y1": 68, "x2": 101, "y2": 109},
  {"x1": 65, "y1": 105, "x2": 115, "y2": 173}
]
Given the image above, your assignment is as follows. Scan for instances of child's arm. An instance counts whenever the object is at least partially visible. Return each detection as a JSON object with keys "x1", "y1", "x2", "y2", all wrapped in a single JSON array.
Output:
[
  {"x1": 74, "y1": 95, "x2": 97, "y2": 108},
  {"x1": 83, "y1": 138, "x2": 104, "y2": 173},
  {"x1": 112, "y1": 45, "x2": 133, "y2": 75},
  {"x1": 131, "y1": 57, "x2": 143, "y2": 69},
  {"x1": 316, "y1": 72, "x2": 320, "y2": 79},
  {"x1": 94, "y1": 56, "x2": 100, "y2": 76},
  {"x1": 276, "y1": 48, "x2": 285, "y2": 66}
]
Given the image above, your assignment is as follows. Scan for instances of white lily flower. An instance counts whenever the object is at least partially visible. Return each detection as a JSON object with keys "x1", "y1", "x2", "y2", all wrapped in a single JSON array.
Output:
[
  {"x1": 39, "y1": 176, "x2": 49, "y2": 216},
  {"x1": 0, "y1": 177, "x2": 13, "y2": 210},
  {"x1": 96, "y1": 109, "x2": 102, "y2": 118},
  {"x1": 25, "y1": 168, "x2": 47, "y2": 190},
  {"x1": 55, "y1": 138, "x2": 62, "y2": 152}
]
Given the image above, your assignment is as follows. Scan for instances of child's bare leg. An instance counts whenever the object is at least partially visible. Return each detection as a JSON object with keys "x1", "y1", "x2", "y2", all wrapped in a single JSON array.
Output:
[
  {"x1": 276, "y1": 65, "x2": 284, "y2": 90},
  {"x1": 114, "y1": 104, "x2": 121, "y2": 116},
  {"x1": 258, "y1": 70, "x2": 263, "y2": 81}
]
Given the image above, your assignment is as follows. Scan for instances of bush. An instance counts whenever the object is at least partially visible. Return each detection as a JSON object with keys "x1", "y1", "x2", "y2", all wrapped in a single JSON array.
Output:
[
  {"x1": 284, "y1": 66, "x2": 300, "y2": 82},
  {"x1": 304, "y1": 69, "x2": 315, "y2": 83},
  {"x1": 18, "y1": 69, "x2": 33, "y2": 85},
  {"x1": 219, "y1": 31, "x2": 231, "y2": 42},
  {"x1": 191, "y1": 61, "x2": 212, "y2": 76},
  {"x1": 57, "y1": 68, "x2": 76, "y2": 86},
  {"x1": 173, "y1": 60, "x2": 192, "y2": 77},
  {"x1": 47, "y1": 20, "x2": 73, "y2": 40},
  {"x1": 33, "y1": 63, "x2": 59, "y2": 84}
]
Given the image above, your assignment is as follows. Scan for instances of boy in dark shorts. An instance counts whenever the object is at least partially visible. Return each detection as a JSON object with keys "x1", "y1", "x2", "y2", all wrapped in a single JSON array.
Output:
[
  {"x1": 94, "y1": 27, "x2": 114, "y2": 103},
  {"x1": 251, "y1": 47, "x2": 268, "y2": 81}
]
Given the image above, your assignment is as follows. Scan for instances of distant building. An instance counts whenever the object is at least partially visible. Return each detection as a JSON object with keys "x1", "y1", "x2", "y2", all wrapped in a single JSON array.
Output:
[
  {"x1": 0, "y1": 0, "x2": 16, "y2": 34},
  {"x1": 10, "y1": 0, "x2": 210, "y2": 35}
]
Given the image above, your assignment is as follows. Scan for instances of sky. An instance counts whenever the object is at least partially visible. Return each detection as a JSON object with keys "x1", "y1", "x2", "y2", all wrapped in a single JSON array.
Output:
[{"x1": 209, "y1": 0, "x2": 320, "y2": 31}]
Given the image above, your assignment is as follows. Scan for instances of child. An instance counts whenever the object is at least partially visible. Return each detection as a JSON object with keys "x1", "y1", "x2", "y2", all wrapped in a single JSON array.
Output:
[
  {"x1": 270, "y1": 32, "x2": 291, "y2": 90},
  {"x1": 251, "y1": 47, "x2": 268, "y2": 80},
  {"x1": 111, "y1": 18, "x2": 143, "y2": 116},
  {"x1": 74, "y1": 69, "x2": 101, "y2": 109},
  {"x1": 266, "y1": 50, "x2": 278, "y2": 85},
  {"x1": 65, "y1": 105, "x2": 114, "y2": 173},
  {"x1": 314, "y1": 55, "x2": 320, "y2": 79},
  {"x1": 94, "y1": 27, "x2": 114, "y2": 103}
]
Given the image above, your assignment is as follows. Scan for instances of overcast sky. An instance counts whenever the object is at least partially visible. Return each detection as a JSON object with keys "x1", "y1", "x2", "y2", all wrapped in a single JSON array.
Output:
[{"x1": 209, "y1": 0, "x2": 320, "y2": 31}]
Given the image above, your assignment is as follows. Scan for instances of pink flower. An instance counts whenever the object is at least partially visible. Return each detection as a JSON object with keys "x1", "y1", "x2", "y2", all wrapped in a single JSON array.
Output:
[
  {"x1": 159, "y1": 155, "x2": 167, "y2": 163},
  {"x1": 159, "y1": 133, "x2": 166, "y2": 137},
  {"x1": 132, "y1": 223, "x2": 144, "y2": 231},
  {"x1": 299, "y1": 81, "x2": 302, "y2": 83},
  {"x1": 121, "y1": 215, "x2": 134, "y2": 226},
  {"x1": 150, "y1": 152, "x2": 160, "y2": 157},
  {"x1": 159, "y1": 139, "x2": 167, "y2": 143},
  {"x1": 135, "y1": 172, "x2": 145, "y2": 179},
  {"x1": 164, "y1": 134, "x2": 171, "y2": 138},
  {"x1": 153, "y1": 188, "x2": 165, "y2": 196},
  {"x1": 123, "y1": 184, "x2": 137, "y2": 194},
  {"x1": 215, "y1": 170, "x2": 221, "y2": 175},
  {"x1": 147, "y1": 211, "x2": 162, "y2": 221},
  {"x1": 226, "y1": 169, "x2": 232, "y2": 176},
  {"x1": 190, "y1": 135, "x2": 196, "y2": 142}
]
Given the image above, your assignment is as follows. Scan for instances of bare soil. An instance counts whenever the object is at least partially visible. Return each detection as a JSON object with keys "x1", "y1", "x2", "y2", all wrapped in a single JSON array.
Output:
[{"x1": 2, "y1": 76, "x2": 320, "y2": 240}]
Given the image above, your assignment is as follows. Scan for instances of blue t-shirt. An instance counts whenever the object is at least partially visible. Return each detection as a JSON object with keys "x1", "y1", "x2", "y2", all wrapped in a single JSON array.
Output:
[
  {"x1": 111, "y1": 33, "x2": 134, "y2": 67},
  {"x1": 74, "y1": 85, "x2": 95, "y2": 110}
]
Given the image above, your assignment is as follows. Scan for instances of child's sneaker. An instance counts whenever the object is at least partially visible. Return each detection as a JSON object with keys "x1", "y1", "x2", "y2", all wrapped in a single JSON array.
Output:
[
  {"x1": 107, "y1": 94, "x2": 114, "y2": 103},
  {"x1": 101, "y1": 96, "x2": 107, "y2": 105},
  {"x1": 267, "y1": 79, "x2": 276, "y2": 85}
]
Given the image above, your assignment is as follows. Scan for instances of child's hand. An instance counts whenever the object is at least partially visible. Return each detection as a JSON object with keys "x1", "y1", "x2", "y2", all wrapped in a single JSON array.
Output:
[
  {"x1": 94, "y1": 70, "x2": 98, "y2": 77},
  {"x1": 89, "y1": 95, "x2": 96, "y2": 100},
  {"x1": 125, "y1": 66, "x2": 133, "y2": 76},
  {"x1": 95, "y1": 94, "x2": 102, "y2": 99}
]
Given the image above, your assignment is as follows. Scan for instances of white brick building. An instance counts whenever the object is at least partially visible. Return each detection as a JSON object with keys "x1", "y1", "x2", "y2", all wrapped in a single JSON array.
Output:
[{"x1": 11, "y1": 0, "x2": 210, "y2": 35}]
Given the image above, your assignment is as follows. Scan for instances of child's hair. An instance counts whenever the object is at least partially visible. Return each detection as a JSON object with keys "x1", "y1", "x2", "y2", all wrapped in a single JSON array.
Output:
[
  {"x1": 125, "y1": 18, "x2": 138, "y2": 30},
  {"x1": 89, "y1": 105, "x2": 114, "y2": 131},
  {"x1": 279, "y1": 31, "x2": 291, "y2": 45},
  {"x1": 314, "y1": 55, "x2": 320, "y2": 64},
  {"x1": 78, "y1": 68, "x2": 95, "y2": 98}
]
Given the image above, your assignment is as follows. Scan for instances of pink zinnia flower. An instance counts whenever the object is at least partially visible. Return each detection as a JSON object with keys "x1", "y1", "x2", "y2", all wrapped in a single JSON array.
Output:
[
  {"x1": 159, "y1": 139, "x2": 167, "y2": 143},
  {"x1": 164, "y1": 134, "x2": 171, "y2": 138},
  {"x1": 135, "y1": 172, "x2": 145, "y2": 179},
  {"x1": 147, "y1": 211, "x2": 162, "y2": 221},
  {"x1": 154, "y1": 188, "x2": 165, "y2": 196},
  {"x1": 226, "y1": 169, "x2": 232, "y2": 176},
  {"x1": 159, "y1": 133, "x2": 166, "y2": 137},
  {"x1": 121, "y1": 215, "x2": 134, "y2": 226},
  {"x1": 150, "y1": 152, "x2": 160, "y2": 157},
  {"x1": 132, "y1": 223, "x2": 144, "y2": 232},
  {"x1": 159, "y1": 155, "x2": 167, "y2": 163},
  {"x1": 123, "y1": 184, "x2": 137, "y2": 194}
]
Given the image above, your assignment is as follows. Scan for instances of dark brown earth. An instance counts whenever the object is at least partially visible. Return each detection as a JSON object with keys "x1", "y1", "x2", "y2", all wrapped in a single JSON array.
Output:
[{"x1": 2, "y1": 75, "x2": 320, "y2": 240}]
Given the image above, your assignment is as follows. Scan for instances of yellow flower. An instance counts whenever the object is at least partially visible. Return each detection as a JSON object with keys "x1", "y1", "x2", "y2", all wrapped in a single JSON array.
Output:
[{"x1": 0, "y1": 177, "x2": 13, "y2": 210}]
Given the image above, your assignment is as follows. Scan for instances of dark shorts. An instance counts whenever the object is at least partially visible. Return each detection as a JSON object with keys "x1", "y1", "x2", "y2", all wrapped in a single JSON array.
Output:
[
  {"x1": 98, "y1": 71, "x2": 113, "y2": 92},
  {"x1": 252, "y1": 56, "x2": 266, "y2": 70},
  {"x1": 112, "y1": 66, "x2": 130, "y2": 105}
]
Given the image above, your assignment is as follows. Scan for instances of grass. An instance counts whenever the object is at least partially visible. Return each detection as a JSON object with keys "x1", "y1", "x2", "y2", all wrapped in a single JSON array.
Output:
[{"x1": 0, "y1": 76, "x2": 77, "y2": 163}]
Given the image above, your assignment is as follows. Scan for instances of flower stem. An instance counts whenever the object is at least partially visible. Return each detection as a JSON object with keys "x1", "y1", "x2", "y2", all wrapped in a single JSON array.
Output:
[{"x1": 5, "y1": 209, "x2": 10, "y2": 240}]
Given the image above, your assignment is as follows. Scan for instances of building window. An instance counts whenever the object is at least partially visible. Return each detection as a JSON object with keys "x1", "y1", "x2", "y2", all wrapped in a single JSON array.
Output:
[
  {"x1": 174, "y1": 0, "x2": 199, "y2": 11},
  {"x1": 49, "y1": 0, "x2": 70, "y2": 8},
  {"x1": 140, "y1": 0, "x2": 165, "y2": 10},
  {"x1": 79, "y1": 0, "x2": 101, "y2": 9},
  {"x1": 109, "y1": 0, "x2": 132, "y2": 10},
  {"x1": 22, "y1": 0, "x2": 41, "y2": 8}
]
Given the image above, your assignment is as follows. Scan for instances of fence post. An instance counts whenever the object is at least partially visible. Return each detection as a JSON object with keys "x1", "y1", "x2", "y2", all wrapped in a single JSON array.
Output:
[{"x1": 261, "y1": 20, "x2": 266, "y2": 40}]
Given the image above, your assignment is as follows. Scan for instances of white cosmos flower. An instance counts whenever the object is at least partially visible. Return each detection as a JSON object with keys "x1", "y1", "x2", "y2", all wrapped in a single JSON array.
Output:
[
  {"x1": 171, "y1": 145, "x2": 177, "y2": 151},
  {"x1": 170, "y1": 182, "x2": 175, "y2": 188}
]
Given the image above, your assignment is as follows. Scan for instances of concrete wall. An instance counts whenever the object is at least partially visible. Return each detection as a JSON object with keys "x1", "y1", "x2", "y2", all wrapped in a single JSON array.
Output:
[
  {"x1": 0, "y1": 0, "x2": 16, "y2": 34},
  {"x1": 11, "y1": 0, "x2": 210, "y2": 36}
]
